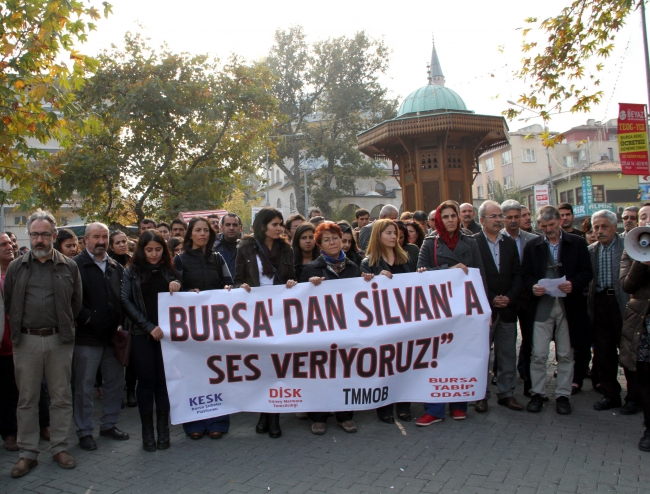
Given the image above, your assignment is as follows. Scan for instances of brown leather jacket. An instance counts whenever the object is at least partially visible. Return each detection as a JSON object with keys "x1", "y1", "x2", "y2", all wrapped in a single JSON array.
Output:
[
  {"x1": 234, "y1": 236, "x2": 295, "y2": 288},
  {"x1": 619, "y1": 251, "x2": 650, "y2": 372}
]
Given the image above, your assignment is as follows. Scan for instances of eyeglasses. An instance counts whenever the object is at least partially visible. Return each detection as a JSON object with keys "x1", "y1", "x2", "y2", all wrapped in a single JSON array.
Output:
[
  {"x1": 29, "y1": 232, "x2": 52, "y2": 239},
  {"x1": 483, "y1": 214, "x2": 505, "y2": 220}
]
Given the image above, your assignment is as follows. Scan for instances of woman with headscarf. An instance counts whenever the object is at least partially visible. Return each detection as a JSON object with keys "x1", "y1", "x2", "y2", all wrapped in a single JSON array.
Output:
[
  {"x1": 415, "y1": 200, "x2": 486, "y2": 426},
  {"x1": 234, "y1": 207, "x2": 297, "y2": 438}
]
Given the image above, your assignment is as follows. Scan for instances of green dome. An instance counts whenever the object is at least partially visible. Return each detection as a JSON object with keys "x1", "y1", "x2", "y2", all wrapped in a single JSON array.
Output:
[{"x1": 397, "y1": 85, "x2": 469, "y2": 117}]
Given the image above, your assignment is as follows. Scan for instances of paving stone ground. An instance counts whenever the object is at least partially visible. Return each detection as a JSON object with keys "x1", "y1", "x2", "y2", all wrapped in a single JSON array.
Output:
[{"x1": 1, "y1": 359, "x2": 649, "y2": 493}]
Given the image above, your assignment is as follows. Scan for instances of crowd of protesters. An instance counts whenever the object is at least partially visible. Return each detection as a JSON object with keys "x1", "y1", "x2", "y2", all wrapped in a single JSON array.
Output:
[{"x1": 2, "y1": 199, "x2": 650, "y2": 480}]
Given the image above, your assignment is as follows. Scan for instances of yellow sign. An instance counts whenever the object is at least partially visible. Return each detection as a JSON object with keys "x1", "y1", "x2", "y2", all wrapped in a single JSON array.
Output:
[{"x1": 618, "y1": 132, "x2": 649, "y2": 153}]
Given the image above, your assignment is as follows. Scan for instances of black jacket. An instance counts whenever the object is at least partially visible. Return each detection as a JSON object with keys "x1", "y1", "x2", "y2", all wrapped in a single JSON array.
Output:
[
  {"x1": 121, "y1": 265, "x2": 178, "y2": 336},
  {"x1": 465, "y1": 220, "x2": 482, "y2": 234},
  {"x1": 299, "y1": 256, "x2": 360, "y2": 282},
  {"x1": 473, "y1": 232, "x2": 521, "y2": 323},
  {"x1": 73, "y1": 250, "x2": 124, "y2": 346},
  {"x1": 417, "y1": 233, "x2": 487, "y2": 294},
  {"x1": 174, "y1": 247, "x2": 233, "y2": 291},
  {"x1": 213, "y1": 234, "x2": 239, "y2": 279},
  {"x1": 521, "y1": 232, "x2": 593, "y2": 347},
  {"x1": 234, "y1": 236, "x2": 295, "y2": 288}
]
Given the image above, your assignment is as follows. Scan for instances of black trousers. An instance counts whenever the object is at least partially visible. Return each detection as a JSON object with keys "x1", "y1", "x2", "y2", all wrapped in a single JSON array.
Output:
[
  {"x1": 0, "y1": 355, "x2": 18, "y2": 438},
  {"x1": 309, "y1": 411, "x2": 353, "y2": 423},
  {"x1": 125, "y1": 362, "x2": 137, "y2": 391},
  {"x1": 637, "y1": 361, "x2": 650, "y2": 428},
  {"x1": 376, "y1": 402, "x2": 410, "y2": 419},
  {"x1": 516, "y1": 307, "x2": 534, "y2": 381},
  {"x1": 131, "y1": 335, "x2": 170, "y2": 414}
]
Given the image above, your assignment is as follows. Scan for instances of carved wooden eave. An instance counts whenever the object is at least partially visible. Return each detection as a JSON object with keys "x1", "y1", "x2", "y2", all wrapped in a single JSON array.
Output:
[{"x1": 358, "y1": 112, "x2": 510, "y2": 158}]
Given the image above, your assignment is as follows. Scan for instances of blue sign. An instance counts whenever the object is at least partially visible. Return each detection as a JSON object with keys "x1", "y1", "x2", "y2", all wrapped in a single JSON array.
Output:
[{"x1": 582, "y1": 175, "x2": 593, "y2": 204}]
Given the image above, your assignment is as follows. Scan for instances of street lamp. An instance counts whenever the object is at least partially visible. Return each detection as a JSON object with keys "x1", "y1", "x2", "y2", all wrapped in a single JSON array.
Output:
[{"x1": 507, "y1": 100, "x2": 555, "y2": 206}]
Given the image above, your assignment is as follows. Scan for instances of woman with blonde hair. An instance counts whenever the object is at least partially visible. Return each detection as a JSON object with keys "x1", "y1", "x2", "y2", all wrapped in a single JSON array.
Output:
[{"x1": 360, "y1": 219, "x2": 417, "y2": 423}]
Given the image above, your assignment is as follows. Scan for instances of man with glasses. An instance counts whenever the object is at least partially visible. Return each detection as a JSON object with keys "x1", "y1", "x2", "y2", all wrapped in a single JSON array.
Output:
[
  {"x1": 622, "y1": 206, "x2": 639, "y2": 235},
  {"x1": 473, "y1": 201, "x2": 523, "y2": 413},
  {"x1": 5, "y1": 210, "x2": 82, "y2": 477},
  {"x1": 521, "y1": 206, "x2": 592, "y2": 415}
]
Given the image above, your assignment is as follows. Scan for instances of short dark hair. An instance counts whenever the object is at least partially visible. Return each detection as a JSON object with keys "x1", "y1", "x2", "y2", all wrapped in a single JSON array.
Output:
[
  {"x1": 183, "y1": 216, "x2": 217, "y2": 252},
  {"x1": 310, "y1": 216, "x2": 325, "y2": 227},
  {"x1": 170, "y1": 218, "x2": 187, "y2": 229},
  {"x1": 157, "y1": 221, "x2": 170, "y2": 231},
  {"x1": 624, "y1": 206, "x2": 639, "y2": 213},
  {"x1": 413, "y1": 210, "x2": 427, "y2": 223},
  {"x1": 285, "y1": 213, "x2": 305, "y2": 232},
  {"x1": 355, "y1": 208, "x2": 370, "y2": 219},
  {"x1": 140, "y1": 218, "x2": 157, "y2": 228},
  {"x1": 207, "y1": 214, "x2": 220, "y2": 219},
  {"x1": 221, "y1": 213, "x2": 242, "y2": 226},
  {"x1": 309, "y1": 209, "x2": 321, "y2": 218},
  {"x1": 557, "y1": 202, "x2": 573, "y2": 213}
]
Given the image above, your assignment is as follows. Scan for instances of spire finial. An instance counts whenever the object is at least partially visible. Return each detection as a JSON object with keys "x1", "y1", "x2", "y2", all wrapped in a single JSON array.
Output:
[{"x1": 428, "y1": 36, "x2": 445, "y2": 87}]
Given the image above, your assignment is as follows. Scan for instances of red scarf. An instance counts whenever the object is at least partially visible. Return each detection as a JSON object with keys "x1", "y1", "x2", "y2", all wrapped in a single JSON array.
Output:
[{"x1": 434, "y1": 204, "x2": 461, "y2": 251}]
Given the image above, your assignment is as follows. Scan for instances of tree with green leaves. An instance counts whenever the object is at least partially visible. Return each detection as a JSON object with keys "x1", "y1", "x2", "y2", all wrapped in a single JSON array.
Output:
[
  {"x1": 0, "y1": 0, "x2": 111, "y2": 204},
  {"x1": 266, "y1": 27, "x2": 397, "y2": 218},
  {"x1": 38, "y1": 33, "x2": 278, "y2": 225},
  {"x1": 507, "y1": 0, "x2": 641, "y2": 121}
]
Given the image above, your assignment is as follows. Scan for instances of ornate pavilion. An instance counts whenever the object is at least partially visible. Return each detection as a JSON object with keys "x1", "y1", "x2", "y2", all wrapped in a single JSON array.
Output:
[{"x1": 357, "y1": 40, "x2": 510, "y2": 212}]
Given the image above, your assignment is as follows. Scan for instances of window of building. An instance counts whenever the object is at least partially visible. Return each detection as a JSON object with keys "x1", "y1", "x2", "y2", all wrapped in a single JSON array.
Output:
[
  {"x1": 528, "y1": 195, "x2": 534, "y2": 210},
  {"x1": 477, "y1": 185, "x2": 484, "y2": 198},
  {"x1": 485, "y1": 157, "x2": 494, "y2": 171},
  {"x1": 503, "y1": 175, "x2": 513, "y2": 189},
  {"x1": 609, "y1": 134, "x2": 617, "y2": 141},
  {"x1": 275, "y1": 170, "x2": 280, "y2": 183},
  {"x1": 563, "y1": 155, "x2": 578, "y2": 167},
  {"x1": 501, "y1": 150, "x2": 512, "y2": 165},
  {"x1": 477, "y1": 161, "x2": 481, "y2": 173},
  {"x1": 487, "y1": 181, "x2": 494, "y2": 196},
  {"x1": 277, "y1": 198, "x2": 282, "y2": 209},
  {"x1": 560, "y1": 191, "x2": 567, "y2": 203},
  {"x1": 522, "y1": 149, "x2": 536, "y2": 162},
  {"x1": 567, "y1": 189, "x2": 574, "y2": 204},
  {"x1": 578, "y1": 149, "x2": 587, "y2": 162},
  {"x1": 592, "y1": 185, "x2": 605, "y2": 202},
  {"x1": 375, "y1": 182, "x2": 386, "y2": 194},
  {"x1": 575, "y1": 187, "x2": 583, "y2": 205},
  {"x1": 14, "y1": 216, "x2": 27, "y2": 225},
  {"x1": 607, "y1": 189, "x2": 639, "y2": 202}
]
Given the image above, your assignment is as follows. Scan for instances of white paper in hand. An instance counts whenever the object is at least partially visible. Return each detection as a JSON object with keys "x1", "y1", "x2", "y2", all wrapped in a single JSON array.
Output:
[{"x1": 538, "y1": 276, "x2": 567, "y2": 297}]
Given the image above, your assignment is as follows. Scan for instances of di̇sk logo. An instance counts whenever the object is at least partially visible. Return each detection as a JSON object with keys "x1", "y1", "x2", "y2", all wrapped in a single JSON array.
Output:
[{"x1": 269, "y1": 387, "x2": 301, "y2": 398}]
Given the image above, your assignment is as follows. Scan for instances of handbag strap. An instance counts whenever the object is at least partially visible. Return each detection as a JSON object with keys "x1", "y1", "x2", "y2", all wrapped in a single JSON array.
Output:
[{"x1": 254, "y1": 239, "x2": 284, "y2": 284}]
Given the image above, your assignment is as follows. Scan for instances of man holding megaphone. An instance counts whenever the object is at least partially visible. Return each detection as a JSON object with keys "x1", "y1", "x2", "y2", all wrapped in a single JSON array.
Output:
[{"x1": 620, "y1": 203, "x2": 650, "y2": 452}]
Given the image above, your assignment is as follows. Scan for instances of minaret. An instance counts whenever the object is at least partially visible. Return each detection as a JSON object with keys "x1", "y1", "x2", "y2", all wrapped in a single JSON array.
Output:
[{"x1": 427, "y1": 37, "x2": 445, "y2": 87}]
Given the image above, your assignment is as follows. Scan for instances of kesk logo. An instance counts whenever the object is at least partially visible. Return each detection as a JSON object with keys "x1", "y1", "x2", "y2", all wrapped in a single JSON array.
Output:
[{"x1": 188, "y1": 393, "x2": 223, "y2": 406}]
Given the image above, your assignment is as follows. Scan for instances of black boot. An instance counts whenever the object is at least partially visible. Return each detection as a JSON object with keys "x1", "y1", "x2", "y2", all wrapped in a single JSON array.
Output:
[
  {"x1": 140, "y1": 413, "x2": 156, "y2": 452},
  {"x1": 640, "y1": 429, "x2": 650, "y2": 452},
  {"x1": 256, "y1": 413, "x2": 269, "y2": 434},
  {"x1": 268, "y1": 413, "x2": 282, "y2": 439},
  {"x1": 156, "y1": 410, "x2": 170, "y2": 450},
  {"x1": 127, "y1": 388, "x2": 137, "y2": 408}
]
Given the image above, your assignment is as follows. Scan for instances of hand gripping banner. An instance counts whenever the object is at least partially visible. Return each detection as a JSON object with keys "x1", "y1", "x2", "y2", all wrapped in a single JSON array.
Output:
[{"x1": 158, "y1": 268, "x2": 490, "y2": 424}]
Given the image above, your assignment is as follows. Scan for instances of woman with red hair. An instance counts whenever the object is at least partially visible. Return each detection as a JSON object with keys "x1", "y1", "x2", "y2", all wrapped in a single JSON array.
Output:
[
  {"x1": 300, "y1": 221, "x2": 360, "y2": 435},
  {"x1": 415, "y1": 200, "x2": 486, "y2": 427}
]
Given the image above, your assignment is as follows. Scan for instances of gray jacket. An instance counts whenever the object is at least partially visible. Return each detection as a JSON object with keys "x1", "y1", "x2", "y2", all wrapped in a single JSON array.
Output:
[{"x1": 587, "y1": 233, "x2": 628, "y2": 322}]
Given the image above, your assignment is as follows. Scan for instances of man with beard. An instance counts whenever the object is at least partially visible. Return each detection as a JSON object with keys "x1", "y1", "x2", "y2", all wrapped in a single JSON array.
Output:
[
  {"x1": 558, "y1": 203, "x2": 585, "y2": 238},
  {"x1": 5, "y1": 210, "x2": 82, "y2": 477},
  {"x1": 214, "y1": 213, "x2": 242, "y2": 276},
  {"x1": 170, "y1": 218, "x2": 187, "y2": 238},
  {"x1": 72, "y1": 223, "x2": 128, "y2": 451},
  {"x1": 460, "y1": 203, "x2": 482, "y2": 234}
]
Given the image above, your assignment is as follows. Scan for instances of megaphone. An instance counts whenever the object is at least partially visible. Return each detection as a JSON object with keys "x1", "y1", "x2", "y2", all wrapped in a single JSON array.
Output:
[{"x1": 624, "y1": 226, "x2": 650, "y2": 261}]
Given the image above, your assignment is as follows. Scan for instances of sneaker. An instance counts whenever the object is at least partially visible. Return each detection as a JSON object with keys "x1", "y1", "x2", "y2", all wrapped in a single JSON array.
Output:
[
  {"x1": 415, "y1": 414, "x2": 442, "y2": 426},
  {"x1": 338, "y1": 420, "x2": 357, "y2": 433},
  {"x1": 311, "y1": 422, "x2": 326, "y2": 435},
  {"x1": 451, "y1": 410, "x2": 466, "y2": 420}
]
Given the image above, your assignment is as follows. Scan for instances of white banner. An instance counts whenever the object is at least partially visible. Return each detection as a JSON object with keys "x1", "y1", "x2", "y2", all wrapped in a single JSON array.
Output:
[{"x1": 159, "y1": 269, "x2": 490, "y2": 425}]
